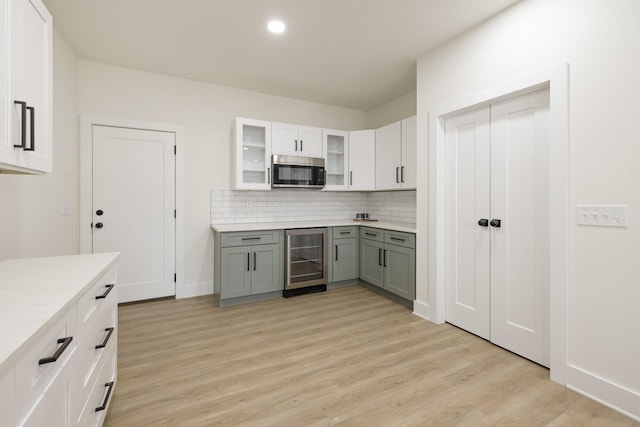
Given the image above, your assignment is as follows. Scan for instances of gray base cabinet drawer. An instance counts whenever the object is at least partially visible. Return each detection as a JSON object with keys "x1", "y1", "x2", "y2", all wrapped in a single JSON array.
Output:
[
  {"x1": 361, "y1": 227, "x2": 384, "y2": 242},
  {"x1": 384, "y1": 230, "x2": 415, "y2": 248},
  {"x1": 333, "y1": 226, "x2": 357, "y2": 239},
  {"x1": 219, "y1": 230, "x2": 281, "y2": 247}
]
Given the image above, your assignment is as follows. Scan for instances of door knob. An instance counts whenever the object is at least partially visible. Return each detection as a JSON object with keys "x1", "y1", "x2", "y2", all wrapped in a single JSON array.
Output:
[
  {"x1": 96, "y1": 209, "x2": 104, "y2": 216},
  {"x1": 478, "y1": 218, "x2": 489, "y2": 227},
  {"x1": 490, "y1": 219, "x2": 502, "y2": 228},
  {"x1": 95, "y1": 222, "x2": 104, "y2": 229}
]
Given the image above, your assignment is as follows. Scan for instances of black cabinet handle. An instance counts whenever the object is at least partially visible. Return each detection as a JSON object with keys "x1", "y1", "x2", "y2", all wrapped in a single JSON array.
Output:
[
  {"x1": 267, "y1": 167, "x2": 270, "y2": 184},
  {"x1": 365, "y1": 232, "x2": 377, "y2": 237},
  {"x1": 478, "y1": 219, "x2": 489, "y2": 227},
  {"x1": 383, "y1": 250, "x2": 387, "y2": 267},
  {"x1": 396, "y1": 167, "x2": 400, "y2": 183},
  {"x1": 241, "y1": 237, "x2": 261, "y2": 241},
  {"x1": 95, "y1": 327, "x2": 115, "y2": 349},
  {"x1": 38, "y1": 336, "x2": 73, "y2": 365},
  {"x1": 95, "y1": 381, "x2": 115, "y2": 412},
  {"x1": 378, "y1": 248, "x2": 382, "y2": 266},
  {"x1": 14, "y1": 101, "x2": 27, "y2": 148},
  {"x1": 247, "y1": 253, "x2": 250, "y2": 271},
  {"x1": 300, "y1": 140, "x2": 303, "y2": 151},
  {"x1": 339, "y1": 231, "x2": 350, "y2": 235},
  {"x1": 490, "y1": 219, "x2": 502, "y2": 228},
  {"x1": 350, "y1": 171, "x2": 353, "y2": 186},
  {"x1": 96, "y1": 284, "x2": 114, "y2": 300},
  {"x1": 401, "y1": 166, "x2": 405, "y2": 183},
  {"x1": 253, "y1": 252, "x2": 256, "y2": 271},
  {"x1": 295, "y1": 140, "x2": 298, "y2": 151},
  {"x1": 25, "y1": 106, "x2": 35, "y2": 151},
  {"x1": 335, "y1": 245, "x2": 338, "y2": 261},
  {"x1": 389, "y1": 236, "x2": 405, "y2": 242}
]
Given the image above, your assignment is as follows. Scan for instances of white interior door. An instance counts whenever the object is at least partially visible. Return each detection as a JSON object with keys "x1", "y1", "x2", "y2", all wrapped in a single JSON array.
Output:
[
  {"x1": 490, "y1": 89, "x2": 550, "y2": 367},
  {"x1": 92, "y1": 125, "x2": 175, "y2": 303},
  {"x1": 444, "y1": 88, "x2": 550, "y2": 367},
  {"x1": 444, "y1": 106, "x2": 491, "y2": 340}
]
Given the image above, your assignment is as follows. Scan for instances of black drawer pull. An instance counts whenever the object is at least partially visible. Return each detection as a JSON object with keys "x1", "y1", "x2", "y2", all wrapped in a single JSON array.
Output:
[
  {"x1": 378, "y1": 248, "x2": 382, "y2": 266},
  {"x1": 335, "y1": 245, "x2": 338, "y2": 261},
  {"x1": 339, "y1": 231, "x2": 350, "y2": 235},
  {"x1": 95, "y1": 381, "x2": 115, "y2": 412},
  {"x1": 14, "y1": 100, "x2": 27, "y2": 148},
  {"x1": 365, "y1": 232, "x2": 377, "y2": 237},
  {"x1": 96, "y1": 284, "x2": 115, "y2": 300},
  {"x1": 95, "y1": 327, "x2": 115, "y2": 349},
  {"x1": 38, "y1": 336, "x2": 73, "y2": 365},
  {"x1": 25, "y1": 106, "x2": 35, "y2": 151},
  {"x1": 383, "y1": 249, "x2": 387, "y2": 267},
  {"x1": 241, "y1": 237, "x2": 261, "y2": 241},
  {"x1": 389, "y1": 237, "x2": 406, "y2": 242}
]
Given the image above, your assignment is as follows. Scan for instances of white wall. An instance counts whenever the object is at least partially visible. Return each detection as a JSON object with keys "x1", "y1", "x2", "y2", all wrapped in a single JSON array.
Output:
[
  {"x1": 76, "y1": 60, "x2": 368, "y2": 292},
  {"x1": 0, "y1": 29, "x2": 78, "y2": 260},
  {"x1": 366, "y1": 91, "x2": 416, "y2": 129},
  {"x1": 415, "y1": 0, "x2": 640, "y2": 418}
]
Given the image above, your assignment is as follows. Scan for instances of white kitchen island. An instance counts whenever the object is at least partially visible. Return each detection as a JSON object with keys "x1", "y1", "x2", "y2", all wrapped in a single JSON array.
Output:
[{"x1": 0, "y1": 252, "x2": 119, "y2": 427}]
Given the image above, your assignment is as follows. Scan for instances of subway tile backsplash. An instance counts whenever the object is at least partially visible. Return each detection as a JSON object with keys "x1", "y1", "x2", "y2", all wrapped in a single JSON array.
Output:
[{"x1": 210, "y1": 190, "x2": 416, "y2": 225}]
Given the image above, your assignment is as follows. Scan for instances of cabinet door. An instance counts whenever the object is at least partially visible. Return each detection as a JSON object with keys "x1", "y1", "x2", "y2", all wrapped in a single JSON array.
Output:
[
  {"x1": 220, "y1": 246, "x2": 252, "y2": 298},
  {"x1": 323, "y1": 129, "x2": 348, "y2": 191},
  {"x1": 234, "y1": 118, "x2": 271, "y2": 190},
  {"x1": 297, "y1": 125, "x2": 323, "y2": 157},
  {"x1": 6, "y1": 0, "x2": 52, "y2": 173},
  {"x1": 360, "y1": 238, "x2": 384, "y2": 287},
  {"x1": 401, "y1": 116, "x2": 417, "y2": 189},
  {"x1": 384, "y1": 244, "x2": 416, "y2": 300},
  {"x1": 333, "y1": 238, "x2": 358, "y2": 282},
  {"x1": 375, "y1": 121, "x2": 402, "y2": 190},
  {"x1": 251, "y1": 243, "x2": 282, "y2": 294},
  {"x1": 348, "y1": 130, "x2": 375, "y2": 191},
  {"x1": 271, "y1": 122, "x2": 299, "y2": 156}
]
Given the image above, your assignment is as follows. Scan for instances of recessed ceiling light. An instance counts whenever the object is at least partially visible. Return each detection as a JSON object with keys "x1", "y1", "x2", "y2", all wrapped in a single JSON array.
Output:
[{"x1": 267, "y1": 20, "x2": 286, "y2": 34}]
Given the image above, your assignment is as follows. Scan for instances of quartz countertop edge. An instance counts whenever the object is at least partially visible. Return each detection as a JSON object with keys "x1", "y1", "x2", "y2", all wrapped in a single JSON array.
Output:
[
  {"x1": 211, "y1": 220, "x2": 416, "y2": 234},
  {"x1": 0, "y1": 252, "x2": 120, "y2": 376}
]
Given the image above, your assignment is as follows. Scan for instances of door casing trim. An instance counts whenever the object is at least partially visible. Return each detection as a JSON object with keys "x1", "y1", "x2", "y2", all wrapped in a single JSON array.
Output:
[
  {"x1": 79, "y1": 115, "x2": 186, "y2": 298},
  {"x1": 425, "y1": 63, "x2": 569, "y2": 384}
]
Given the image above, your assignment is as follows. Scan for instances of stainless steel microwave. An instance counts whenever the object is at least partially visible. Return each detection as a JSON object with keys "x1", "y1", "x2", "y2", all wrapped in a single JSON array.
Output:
[{"x1": 271, "y1": 155, "x2": 326, "y2": 189}]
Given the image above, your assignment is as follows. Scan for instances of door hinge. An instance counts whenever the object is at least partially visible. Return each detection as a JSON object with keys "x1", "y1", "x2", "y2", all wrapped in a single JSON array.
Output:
[
  {"x1": 174, "y1": 145, "x2": 176, "y2": 155},
  {"x1": 174, "y1": 273, "x2": 176, "y2": 283}
]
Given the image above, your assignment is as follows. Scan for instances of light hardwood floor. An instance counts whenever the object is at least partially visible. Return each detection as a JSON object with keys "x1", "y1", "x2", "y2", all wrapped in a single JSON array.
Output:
[{"x1": 104, "y1": 286, "x2": 638, "y2": 427}]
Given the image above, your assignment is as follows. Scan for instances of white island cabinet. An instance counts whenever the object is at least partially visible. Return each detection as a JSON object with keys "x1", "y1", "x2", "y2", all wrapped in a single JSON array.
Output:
[{"x1": 0, "y1": 253, "x2": 119, "y2": 427}]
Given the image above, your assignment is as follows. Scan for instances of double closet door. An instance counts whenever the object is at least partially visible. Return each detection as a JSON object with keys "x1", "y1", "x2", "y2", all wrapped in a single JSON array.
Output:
[{"x1": 444, "y1": 88, "x2": 550, "y2": 367}]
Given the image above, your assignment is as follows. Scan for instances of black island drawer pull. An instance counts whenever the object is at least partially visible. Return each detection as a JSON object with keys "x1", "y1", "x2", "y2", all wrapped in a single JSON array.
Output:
[
  {"x1": 95, "y1": 381, "x2": 115, "y2": 412},
  {"x1": 38, "y1": 336, "x2": 73, "y2": 365},
  {"x1": 339, "y1": 231, "x2": 350, "y2": 235},
  {"x1": 389, "y1": 236, "x2": 406, "y2": 242},
  {"x1": 241, "y1": 237, "x2": 261, "y2": 241},
  {"x1": 25, "y1": 106, "x2": 35, "y2": 151},
  {"x1": 95, "y1": 327, "x2": 115, "y2": 349},
  {"x1": 14, "y1": 100, "x2": 27, "y2": 148},
  {"x1": 96, "y1": 284, "x2": 115, "y2": 300},
  {"x1": 365, "y1": 232, "x2": 378, "y2": 237}
]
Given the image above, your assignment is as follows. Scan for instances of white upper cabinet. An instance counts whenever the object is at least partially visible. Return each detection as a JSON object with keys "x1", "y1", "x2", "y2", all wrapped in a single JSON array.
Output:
[
  {"x1": 233, "y1": 118, "x2": 272, "y2": 190},
  {"x1": 374, "y1": 116, "x2": 416, "y2": 190},
  {"x1": 0, "y1": 0, "x2": 52, "y2": 174},
  {"x1": 348, "y1": 130, "x2": 375, "y2": 191},
  {"x1": 400, "y1": 116, "x2": 417, "y2": 189},
  {"x1": 323, "y1": 129, "x2": 348, "y2": 191},
  {"x1": 272, "y1": 122, "x2": 323, "y2": 158}
]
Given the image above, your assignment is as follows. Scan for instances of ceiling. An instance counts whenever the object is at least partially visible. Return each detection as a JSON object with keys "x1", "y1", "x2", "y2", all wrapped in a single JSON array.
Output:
[{"x1": 43, "y1": 0, "x2": 520, "y2": 111}]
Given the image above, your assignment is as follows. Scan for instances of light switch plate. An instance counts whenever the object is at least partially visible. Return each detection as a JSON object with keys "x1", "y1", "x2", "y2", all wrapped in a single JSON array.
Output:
[{"x1": 576, "y1": 205, "x2": 627, "y2": 227}]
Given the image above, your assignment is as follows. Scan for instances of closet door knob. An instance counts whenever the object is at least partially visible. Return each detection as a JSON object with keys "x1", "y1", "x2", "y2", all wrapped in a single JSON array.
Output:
[
  {"x1": 490, "y1": 219, "x2": 502, "y2": 228},
  {"x1": 478, "y1": 219, "x2": 489, "y2": 227}
]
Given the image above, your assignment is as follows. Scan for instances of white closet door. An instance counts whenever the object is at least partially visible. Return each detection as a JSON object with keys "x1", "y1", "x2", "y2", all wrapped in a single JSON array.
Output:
[
  {"x1": 444, "y1": 106, "x2": 491, "y2": 340},
  {"x1": 490, "y1": 88, "x2": 550, "y2": 367}
]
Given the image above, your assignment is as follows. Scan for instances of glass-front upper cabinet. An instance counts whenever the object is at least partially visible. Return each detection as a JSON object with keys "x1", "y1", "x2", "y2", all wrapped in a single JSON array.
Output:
[
  {"x1": 234, "y1": 118, "x2": 272, "y2": 190},
  {"x1": 323, "y1": 129, "x2": 348, "y2": 191}
]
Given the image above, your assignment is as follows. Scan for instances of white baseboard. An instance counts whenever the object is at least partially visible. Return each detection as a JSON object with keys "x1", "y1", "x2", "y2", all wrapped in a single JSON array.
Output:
[
  {"x1": 177, "y1": 281, "x2": 214, "y2": 299},
  {"x1": 567, "y1": 364, "x2": 640, "y2": 422},
  {"x1": 412, "y1": 299, "x2": 432, "y2": 321}
]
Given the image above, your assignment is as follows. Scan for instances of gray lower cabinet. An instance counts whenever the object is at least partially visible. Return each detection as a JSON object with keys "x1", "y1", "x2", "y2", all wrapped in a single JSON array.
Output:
[
  {"x1": 360, "y1": 227, "x2": 415, "y2": 300},
  {"x1": 331, "y1": 226, "x2": 359, "y2": 282},
  {"x1": 215, "y1": 230, "x2": 283, "y2": 302}
]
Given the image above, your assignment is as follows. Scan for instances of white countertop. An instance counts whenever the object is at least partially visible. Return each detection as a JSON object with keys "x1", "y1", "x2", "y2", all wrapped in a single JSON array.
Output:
[
  {"x1": 211, "y1": 220, "x2": 416, "y2": 234},
  {"x1": 0, "y1": 252, "x2": 120, "y2": 374}
]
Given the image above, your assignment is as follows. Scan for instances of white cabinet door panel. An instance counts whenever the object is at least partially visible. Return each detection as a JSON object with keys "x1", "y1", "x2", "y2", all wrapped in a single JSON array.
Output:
[{"x1": 375, "y1": 121, "x2": 402, "y2": 190}]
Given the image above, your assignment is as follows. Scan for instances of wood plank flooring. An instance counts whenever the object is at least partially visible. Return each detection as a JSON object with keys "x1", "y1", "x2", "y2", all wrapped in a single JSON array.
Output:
[{"x1": 104, "y1": 286, "x2": 638, "y2": 427}]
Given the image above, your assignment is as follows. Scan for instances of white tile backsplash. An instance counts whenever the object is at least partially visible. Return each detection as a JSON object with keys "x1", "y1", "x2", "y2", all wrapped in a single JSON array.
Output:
[{"x1": 210, "y1": 190, "x2": 416, "y2": 225}]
